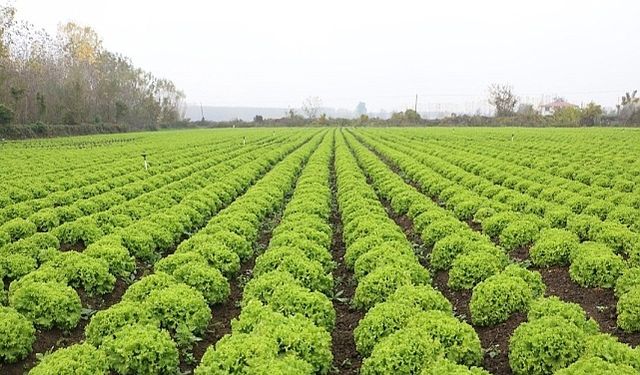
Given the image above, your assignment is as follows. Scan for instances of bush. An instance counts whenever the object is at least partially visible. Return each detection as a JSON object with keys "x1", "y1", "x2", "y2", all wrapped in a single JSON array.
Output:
[
  {"x1": 28, "y1": 343, "x2": 109, "y2": 375},
  {"x1": 9, "y1": 281, "x2": 81, "y2": 329},
  {"x1": 590, "y1": 222, "x2": 637, "y2": 255},
  {"x1": 405, "y1": 310, "x2": 483, "y2": 366},
  {"x1": 0, "y1": 103, "x2": 13, "y2": 125},
  {"x1": 360, "y1": 327, "x2": 444, "y2": 375},
  {"x1": 529, "y1": 229, "x2": 579, "y2": 267},
  {"x1": 143, "y1": 284, "x2": 211, "y2": 346},
  {"x1": 0, "y1": 252, "x2": 37, "y2": 280},
  {"x1": 354, "y1": 265, "x2": 428, "y2": 310},
  {"x1": 85, "y1": 301, "x2": 159, "y2": 347},
  {"x1": 617, "y1": 287, "x2": 640, "y2": 332},
  {"x1": 253, "y1": 252, "x2": 333, "y2": 295},
  {"x1": 28, "y1": 208, "x2": 60, "y2": 232},
  {"x1": 195, "y1": 333, "x2": 278, "y2": 374},
  {"x1": 509, "y1": 316, "x2": 587, "y2": 375},
  {"x1": 176, "y1": 241, "x2": 241, "y2": 277},
  {"x1": 502, "y1": 265, "x2": 546, "y2": 298},
  {"x1": 430, "y1": 233, "x2": 483, "y2": 271},
  {"x1": 0, "y1": 306, "x2": 36, "y2": 363},
  {"x1": 353, "y1": 245, "x2": 417, "y2": 280},
  {"x1": 482, "y1": 211, "x2": 519, "y2": 238},
  {"x1": 242, "y1": 271, "x2": 302, "y2": 304},
  {"x1": 52, "y1": 217, "x2": 103, "y2": 246},
  {"x1": 101, "y1": 325, "x2": 179, "y2": 375},
  {"x1": 567, "y1": 214, "x2": 601, "y2": 241},
  {"x1": 469, "y1": 274, "x2": 532, "y2": 326},
  {"x1": 554, "y1": 357, "x2": 637, "y2": 375},
  {"x1": 527, "y1": 296, "x2": 599, "y2": 334},
  {"x1": 421, "y1": 218, "x2": 467, "y2": 247},
  {"x1": 544, "y1": 207, "x2": 573, "y2": 228},
  {"x1": 569, "y1": 242, "x2": 625, "y2": 288}
]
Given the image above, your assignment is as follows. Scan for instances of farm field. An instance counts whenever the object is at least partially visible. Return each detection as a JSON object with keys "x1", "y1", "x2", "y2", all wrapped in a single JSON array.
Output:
[{"x1": 1, "y1": 127, "x2": 640, "y2": 375}]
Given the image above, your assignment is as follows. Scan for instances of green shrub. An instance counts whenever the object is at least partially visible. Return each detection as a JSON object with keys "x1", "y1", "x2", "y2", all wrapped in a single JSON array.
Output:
[
  {"x1": 1, "y1": 218, "x2": 37, "y2": 242},
  {"x1": 52, "y1": 217, "x2": 103, "y2": 246},
  {"x1": 28, "y1": 343, "x2": 108, "y2": 375},
  {"x1": 553, "y1": 357, "x2": 637, "y2": 375},
  {"x1": 2, "y1": 232, "x2": 59, "y2": 261},
  {"x1": 45, "y1": 251, "x2": 116, "y2": 295},
  {"x1": 249, "y1": 354, "x2": 314, "y2": 374},
  {"x1": 353, "y1": 245, "x2": 417, "y2": 280},
  {"x1": 85, "y1": 301, "x2": 159, "y2": 347},
  {"x1": 172, "y1": 262, "x2": 230, "y2": 304},
  {"x1": 406, "y1": 310, "x2": 482, "y2": 366},
  {"x1": 421, "y1": 218, "x2": 467, "y2": 247},
  {"x1": 269, "y1": 243, "x2": 334, "y2": 272},
  {"x1": 569, "y1": 242, "x2": 625, "y2": 288},
  {"x1": 430, "y1": 233, "x2": 480, "y2": 271},
  {"x1": 0, "y1": 252, "x2": 37, "y2": 279},
  {"x1": 344, "y1": 237, "x2": 405, "y2": 269},
  {"x1": 9, "y1": 281, "x2": 81, "y2": 329},
  {"x1": 527, "y1": 296, "x2": 599, "y2": 334},
  {"x1": 509, "y1": 316, "x2": 587, "y2": 375},
  {"x1": 502, "y1": 265, "x2": 546, "y2": 298},
  {"x1": 0, "y1": 306, "x2": 36, "y2": 363},
  {"x1": 617, "y1": 287, "x2": 640, "y2": 332},
  {"x1": 448, "y1": 251, "x2": 505, "y2": 290},
  {"x1": 387, "y1": 285, "x2": 453, "y2": 314},
  {"x1": 354, "y1": 301, "x2": 421, "y2": 356},
  {"x1": 143, "y1": 284, "x2": 211, "y2": 346},
  {"x1": 469, "y1": 274, "x2": 532, "y2": 326},
  {"x1": 421, "y1": 359, "x2": 491, "y2": 375},
  {"x1": 101, "y1": 325, "x2": 179, "y2": 375},
  {"x1": 84, "y1": 243, "x2": 136, "y2": 279},
  {"x1": 354, "y1": 265, "x2": 428, "y2": 310},
  {"x1": 529, "y1": 229, "x2": 579, "y2": 267},
  {"x1": 544, "y1": 207, "x2": 573, "y2": 228},
  {"x1": 176, "y1": 241, "x2": 241, "y2": 277},
  {"x1": 590, "y1": 222, "x2": 638, "y2": 255},
  {"x1": 567, "y1": 214, "x2": 601, "y2": 241},
  {"x1": 360, "y1": 327, "x2": 444, "y2": 375},
  {"x1": 253, "y1": 252, "x2": 333, "y2": 295},
  {"x1": 242, "y1": 271, "x2": 302, "y2": 305}
]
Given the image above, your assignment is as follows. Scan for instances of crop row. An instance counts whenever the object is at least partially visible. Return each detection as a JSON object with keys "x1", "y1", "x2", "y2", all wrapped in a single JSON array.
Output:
[
  {"x1": 345, "y1": 130, "x2": 640, "y2": 374},
  {"x1": 195, "y1": 130, "x2": 335, "y2": 374},
  {"x1": 0, "y1": 131, "x2": 321, "y2": 371}
]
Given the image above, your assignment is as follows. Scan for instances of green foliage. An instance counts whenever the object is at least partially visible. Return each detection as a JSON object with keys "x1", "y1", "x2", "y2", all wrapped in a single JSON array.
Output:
[
  {"x1": 509, "y1": 316, "x2": 587, "y2": 375},
  {"x1": 172, "y1": 262, "x2": 230, "y2": 305},
  {"x1": 0, "y1": 252, "x2": 37, "y2": 279},
  {"x1": 9, "y1": 281, "x2": 81, "y2": 329},
  {"x1": 28, "y1": 208, "x2": 60, "y2": 232},
  {"x1": 469, "y1": 274, "x2": 532, "y2": 326},
  {"x1": 554, "y1": 357, "x2": 637, "y2": 375},
  {"x1": 0, "y1": 306, "x2": 36, "y2": 363},
  {"x1": 405, "y1": 310, "x2": 483, "y2": 366},
  {"x1": 1, "y1": 218, "x2": 37, "y2": 242},
  {"x1": 354, "y1": 301, "x2": 421, "y2": 357},
  {"x1": 84, "y1": 243, "x2": 136, "y2": 279},
  {"x1": 482, "y1": 211, "x2": 519, "y2": 238},
  {"x1": 253, "y1": 251, "x2": 333, "y2": 295},
  {"x1": 421, "y1": 359, "x2": 492, "y2": 375},
  {"x1": 28, "y1": 343, "x2": 109, "y2": 375},
  {"x1": 529, "y1": 228, "x2": 579, "y2": 266},
  {"x1": 448, "y1": 251, "x2": 506, "y2": 290},
  {"x1": 387, "y1": 285, "x2": 453, "y2": 314},
  {"x1": 52, "y1": 217, "x2": 103, "y2": 246},
  {"x1": 615, "y1": 267, "x2": 640, "y2": 298},
  {"x1": 45, "y1": 251, "x2": 116, "y2": 295},
  {"x1": 421, "y1": 218, "x2": 467, "y2": 247},
  {"x1": 354, "y1": 265, "x2": 428, "y2": 310},
  {"x1": 101, "y1": 325, "x2": 179, "y2": 375},
  {"x1": 569, "y1": 242, "x2": 625, "y2": 288},
  {"x1": 143, "y1": 284, "x2": 211, "y2": 346},
  {"x1": 583, "y1": 333, "x2": 640, "y2": 371},
  {"x1": 85, "y1": 301, "x2": 159, "y2": 347},
  {"x1": 617, "y1": 287, "x2": 640, "y2": 332},
  {"x1": 360, "y1": 327, "x2": 444, "y2": 375},
  {"x1": 353, "y1": 245, "x2": 417, "y2": 280},
  {"x1": 527, "y1": 296, "x2": 599, "y2": 334},
  {"x1": 499, "y1": 219, "x2": 540, "y2": 250},
  {"x1": 0, "y1": 103, "x2": 13, "y2": 125},
  {"x1": 176, "y1": 241, "x2": 241, "y2": 277},
  {"x1": 121, "y1": 272, "x2": 178, "y2": 302},
  {"x1": 502, "y1": 265, "x2": 545, "y2": 297}
]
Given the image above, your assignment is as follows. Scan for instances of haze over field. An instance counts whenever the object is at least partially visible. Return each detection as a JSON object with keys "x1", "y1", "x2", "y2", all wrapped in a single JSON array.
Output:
[{"x1": 12, "y1": 0, "x2": 640, "y2": 115}]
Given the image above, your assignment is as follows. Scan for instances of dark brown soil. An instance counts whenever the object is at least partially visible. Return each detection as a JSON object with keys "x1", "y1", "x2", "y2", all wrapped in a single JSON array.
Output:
[
  {"x1": 330, "y1": 149, "x2": 364, "y2": 375},
  {"x1": 59, "y1": 241, "x2": 86, "y2": 252}
]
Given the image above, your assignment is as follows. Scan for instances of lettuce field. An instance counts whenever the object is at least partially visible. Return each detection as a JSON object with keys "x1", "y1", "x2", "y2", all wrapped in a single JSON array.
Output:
[{"x1": 2, "y1": 127, "x2": 640, "y2": 375}]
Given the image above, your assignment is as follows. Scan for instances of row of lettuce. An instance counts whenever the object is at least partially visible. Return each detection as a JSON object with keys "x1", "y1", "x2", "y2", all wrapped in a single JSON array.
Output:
[
  {"x1": 353, "y1": 130, "x2": 640, "y2": 333},
  {"x1": 342, "y1": 130, "x2": 640, "y2": 374},
  {"x1": 195, "y1": 131, "x2": 336, "y2": 374},
  {"x1": 0, "y1": 132, "x2": 320, "y2": 371}
]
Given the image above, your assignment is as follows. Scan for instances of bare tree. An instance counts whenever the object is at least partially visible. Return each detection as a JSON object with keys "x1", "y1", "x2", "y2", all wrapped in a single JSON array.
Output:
[
  {"x1": 302, "y1": 96, "x2": 322, "y2": 119},
  {"x1": 488, "y1": 84, "x2": 518, "y2": 117}
]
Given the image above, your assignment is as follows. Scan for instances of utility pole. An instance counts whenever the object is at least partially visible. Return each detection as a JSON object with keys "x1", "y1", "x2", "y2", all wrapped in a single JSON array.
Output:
[
  {"x1": 414, "y1": 94, "x2": 418, "y2": 113},
  {"x1": 200, "y1": 103, "x2": 205, "y2": 122}
]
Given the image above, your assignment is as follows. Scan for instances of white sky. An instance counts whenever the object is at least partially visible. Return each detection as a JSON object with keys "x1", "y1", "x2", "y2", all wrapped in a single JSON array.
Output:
[{"x1": 10, "y1": 0, "x2": 640, "y2": 112}]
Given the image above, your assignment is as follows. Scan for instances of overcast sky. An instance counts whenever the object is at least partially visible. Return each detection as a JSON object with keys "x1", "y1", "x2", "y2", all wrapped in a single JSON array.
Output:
[{"x1": 10, "y1": 0, "x2": 640, "y2": 112}]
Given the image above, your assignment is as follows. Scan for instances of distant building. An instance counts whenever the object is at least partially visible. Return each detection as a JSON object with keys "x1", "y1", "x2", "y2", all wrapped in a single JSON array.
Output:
[{"x1": 539, "y1": 98, "x2": 578, "y2": 115}]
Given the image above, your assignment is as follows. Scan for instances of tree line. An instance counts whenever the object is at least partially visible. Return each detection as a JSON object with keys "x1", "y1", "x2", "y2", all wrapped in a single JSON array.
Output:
[{"x1": 0, "y1": 5, "x2": 185, "y2": 130}]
